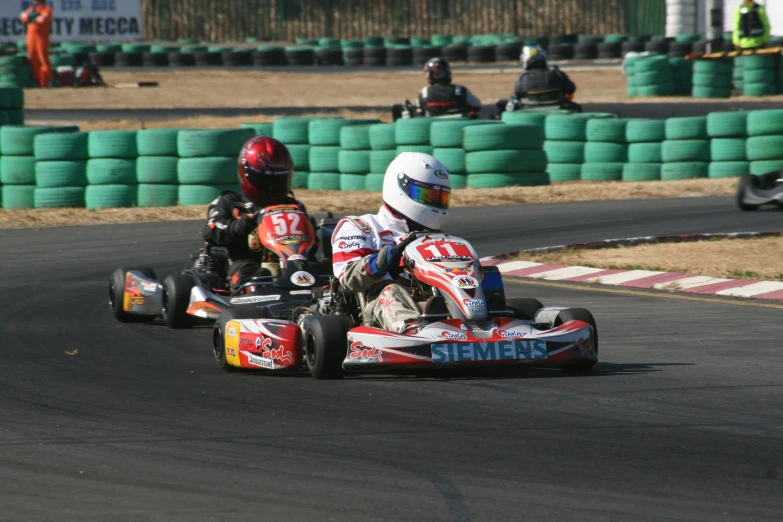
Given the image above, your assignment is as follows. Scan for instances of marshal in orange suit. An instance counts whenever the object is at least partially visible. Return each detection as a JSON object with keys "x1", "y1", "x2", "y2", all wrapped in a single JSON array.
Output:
[{"x1": 19, "y1": 0, "x2": 54, "y2": 88}]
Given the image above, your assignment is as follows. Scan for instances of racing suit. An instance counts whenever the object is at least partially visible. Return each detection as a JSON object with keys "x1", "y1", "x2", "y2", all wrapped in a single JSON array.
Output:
[
  {"x1": 332, "y1": 206, "x2": 421, "y2": 332},
  {"x1": 508, "y1": 66, "x2": 576, "y2": 110},
  {"x1": 202, "y1": 191, "x2": 308, "y2": 291},
  {"x1": 416, "y1": 84, "x2": 482, "y2": 117},
  {"x1": 19, "y1": 3, "x2": 53, "y2": 88}
]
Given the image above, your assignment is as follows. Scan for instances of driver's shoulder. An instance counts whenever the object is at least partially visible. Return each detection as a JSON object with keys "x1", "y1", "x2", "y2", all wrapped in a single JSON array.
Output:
[{"x1": 333, "y1": 214, "x2": 377, "y2": 243}]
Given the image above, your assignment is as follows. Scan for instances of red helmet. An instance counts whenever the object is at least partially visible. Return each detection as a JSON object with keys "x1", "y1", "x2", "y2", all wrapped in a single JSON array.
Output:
[{"x1": 237, "y1": 135, "x2": 293, "y2": 206}]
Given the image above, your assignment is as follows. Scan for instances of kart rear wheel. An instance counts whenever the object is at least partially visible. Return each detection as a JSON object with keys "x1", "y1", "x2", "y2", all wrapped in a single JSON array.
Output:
[
  {"x1": 553, "y1": 308, "x2": 598, "y2": 374},
  {"x1": 506, "y1": 297, "x2": 544, "y2": 321},
  {"x1": 163, "y1": 273, "x2": 195, "y2": 329},
  {"x1": 108, "y1": 266, "x2": 156, "y2": 322},
  {"x1": 736, "y1": 174, "x2": 759, "y2": 211},
  {"x1": 302, "y1": 315, "x2": 347, "y2": 379},
  {"x1": 213, "y1": 308, "x2": 270, "y2": 372}
]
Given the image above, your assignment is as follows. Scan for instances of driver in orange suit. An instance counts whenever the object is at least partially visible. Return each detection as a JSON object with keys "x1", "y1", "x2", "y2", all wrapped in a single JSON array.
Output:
[{"x1": 19, "y1": 0, "x2": 53, "y2": 88}]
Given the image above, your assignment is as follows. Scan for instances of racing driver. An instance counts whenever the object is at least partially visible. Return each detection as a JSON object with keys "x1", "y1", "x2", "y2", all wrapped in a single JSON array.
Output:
[
  {"x1": 504, "y1": 45, "x2": 576, "y2": 112},
  {"x1": 416, "y1": 57, "x2": 482, "y2": 117},
  {"x1": 332, "y1": 152, "x2": 451, "y2": 332},
  {"x1": 203, "y1": 135, "x2": 311, "y2": 291}
]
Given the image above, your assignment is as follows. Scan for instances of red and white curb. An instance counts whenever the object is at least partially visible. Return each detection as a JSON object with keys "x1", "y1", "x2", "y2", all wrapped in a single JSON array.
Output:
[{"x1": 481, "y1": 232, "x2": 783, "y2": 302}]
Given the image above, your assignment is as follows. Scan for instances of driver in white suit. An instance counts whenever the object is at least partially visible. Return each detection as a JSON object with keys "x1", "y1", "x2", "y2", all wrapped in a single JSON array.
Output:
[{"x1": 331, "y1": 152, "x2": 452, "y2": 332}]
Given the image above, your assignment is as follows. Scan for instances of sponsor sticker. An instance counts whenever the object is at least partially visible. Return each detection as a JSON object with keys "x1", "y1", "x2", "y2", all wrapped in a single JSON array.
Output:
[
  {"x1": 291, "y1": 271, "x2": 316, "y2": 287},
  {"x1": 227, "y1": 326, "x2": 237, "y2": 337},
  {"x1": 576, "y1": 337, "x2": 595, "y2": 357},
  {"x1": 441, "y1": 331, "x2": 468, "y2": 341},
  {"x1": 349, "y1": 341, "x2": 383, "y2": 362},
  {"x1": 335, "y1": 235, "x2": 367, "y2": 241},
  {"x1": 443, "y1": 264, "x2": 472, "y2": 276},
  {"x1": 463, "y1": 298, "x2": 486, "y2": 314},
  {"x1": 288, "y1": 254, "x2": 306, "y2": 261},
  {"x1": 130, "y1": 296, "x2": 144, "y2": 305},
  {"x1": 497, "y1": 329, "x2": 524, "y2": 339},
  {"x1": 337, "y1": 241, "x2": 361, "y2": 250},
  {"x1": 347, "y1": 217, "x2": 372, "y2": 235},
  {"x1": 244, "y1": 352, "x2": 275, "y2": 369},
  {"x1": 431, "y1": 340, "x2": 547, "y2": 363},
  {"x1": 433, "y1": 169, "x2": 449, "y2": 179},
  {"x1": 290, "y1": 290, "x2": 312, "y2": 295},
  {"x1": 452, "y1": 276, "x2": 478, "y2": 289},
  {"x1": 141, "y1": 281, "x2": 158, "y2": 292},
  {"x1": 230, "y1": 295, "x2": 281, "y2": 305}
]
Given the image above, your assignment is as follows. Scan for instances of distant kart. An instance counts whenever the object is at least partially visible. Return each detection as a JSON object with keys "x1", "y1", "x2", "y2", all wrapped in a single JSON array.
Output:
[
  {"x1": 391, "y1": 99, "x2": 480, "y2": 121},
  {"x1": 213, "y1": 232, "x2": 599, "y2": 379},
  {"x1": 108, "y1": 205, "x2": 337, "y2": 332},
  {"x1": 737, "y1": 171, "x2": 783, "y2": 211}
]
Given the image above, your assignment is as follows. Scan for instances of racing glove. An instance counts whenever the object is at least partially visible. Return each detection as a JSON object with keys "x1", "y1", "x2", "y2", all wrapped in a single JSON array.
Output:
[
  {"x1": 229, "y1": 214, "x2": 256, "y2": 238},
  {"x1": 367, "y1": 233, "x2": 418, "y2": 277},
  {"x1": 505, "y1": 97, "x2": 518, "y2": 112},
  {"x1": 27, "y1": 11, "x2": 39, "y2": 22}
]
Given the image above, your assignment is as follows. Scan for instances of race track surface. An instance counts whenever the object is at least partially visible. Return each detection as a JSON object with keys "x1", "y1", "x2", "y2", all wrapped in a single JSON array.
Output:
[{"x1": 1, "y1": 196, "x2": 781, "y2": 521}]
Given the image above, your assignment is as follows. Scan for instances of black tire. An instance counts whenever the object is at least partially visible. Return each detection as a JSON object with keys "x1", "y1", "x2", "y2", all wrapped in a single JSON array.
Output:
[
  {"x1": 88, "y1": 51, "x2": 114, "y2": 67},
  {"x1": 596, "y1": 42, "x2": 621, "y2": 59},
  {"x1": 548, "y1": 44, "x2": 574, "y2": 60},
  {"x1": 644, "y1": 40, "x2": 670, "y2": 54},
  {"x1": 254, "y1": 49, "x2": 287, "y2": 66},
  {"x1": 315, "y1": 48, "x2": 343, "y2": 66},
  {"x1": 442, "y1": 44, "x2": 468, "y2": 62},
  {"x1": 553, "y1": 308, "x2": 598, "y2": 374},
  {"x1": 363, "y1": 47, "x2": 386, "y2": 66},
  {"x1": 213, "y1": 307, "x2": 270, "y2": 372},
  {"x1": 495, "y1": 43, "x2": 522, "y2": 61},
  {"x1": 162, "y1": 273, "x2": 196, "y2": 329},
  {"x1": 387, "y1": 47, "x2": 413, "y2": 67},
  {"x1": 668, "y1": 42, "x2": 693, "y2": 58},
  {"x1": 222, "y1": 50, "x2": 252, "y2": 67},
  {"x1": 573, "y1": 44, "x2": 597, "y2": 59},
  {"x1": 114, "y1": 52, "x2": 142, "y2": 67},
  {"x1": 302, "y1": 315, "x2": 347, "y2": 379},
  {"x1": 506, "y1": 298, "x2": 544, "y2": 321},
  {"x1": 109, "y1": 266, "x2": 157, "y2": 322},
  {"x1": 285, "y1": 48, "x2": 315, "y2": 66},
  {"x1": 467, "y1": 45, "x2": 496, "y2": 63},
  {"x1": 736, "y1": 174, "x2": 759, "y2": 211},
  {"x1": 344, "y1": 48, "x2": 363, "y2": 66},
  {"x1": 142, "y1": 52, "x2": 168, "y2": 67},
  {"x1": 621, "y1": 41, "x2": 644, "y2": 55}
]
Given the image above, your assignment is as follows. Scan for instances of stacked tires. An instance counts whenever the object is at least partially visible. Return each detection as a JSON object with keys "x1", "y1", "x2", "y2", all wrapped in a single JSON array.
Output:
[
  {"x1": 176, "y1": 129, "x2": 254, "y2": 205},
  {"x1": 542, "y1": 114, "x2": 585, "y2": 182},
  {"x1": 741, "y1": 54, "x2": 779, "y2": 97},
  {"x1": 464, "y1": 124, "x2": 549, "y2": 188},
  {"x1": 309, "y1": 118, "x2": 351, "y2": 190},
  {"x1": 87, "y1": 130, "x2": 140, "y2": 208},
  {"x1": 394, "y1": 119, "x2": 435, "y2": 157},
  {"x1": 669, "y1": 57, "x2": 693, "y2": 95},
  {"x1": 661, "y1": 116, "x2": 709, "y2": 180},
  {"x1": 692, "y1": 60, "x2": 732, "y2": 98},
  {"x1": 733, "y1": 55, "x2": 744, "y2": 92},
  {"x1": 625, "y1": 119, "x2": 665, "y2": 181},
  {"x1": 273, "y1": 118, "x2": 311, "y2": 189},
  {"x1": 632, "y1": 55, "x2": 674, "y2": 96},
  {"x1": 582, "y1": 118, "x2": 627, "y2": 181},
  {"x1": 431, "y1": 120, "x2": 497, "y2": 189},
  {"x1": 707, "y1": 111, "x2": 748, "y2": 179},
  {"x1": 33, "y1": 131, "x2": 89, "y2": 208},
  {"x1": 1, "y1": 126, "x2": 77, "y2": 209},
  {"x1": 137, "y1": 129, "x2": 182, "y2": 207},
  {"x1": 746, "y1": 109, "x2": 783, "y2": 175},
  {"x1": 0, "y1": 86, "x2": 24, "y2": 124},
  {"x1": 367, "y1": 123, "x2": 396, "y2": 192},
  {"x1": 338, "y1": 124, "x2": 373, "y2": 191}
]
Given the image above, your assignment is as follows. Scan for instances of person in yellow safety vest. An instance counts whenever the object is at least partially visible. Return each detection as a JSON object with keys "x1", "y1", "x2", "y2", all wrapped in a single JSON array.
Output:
[{"x1": 733, "y1": 0, "x2": 771, "y2": 50}]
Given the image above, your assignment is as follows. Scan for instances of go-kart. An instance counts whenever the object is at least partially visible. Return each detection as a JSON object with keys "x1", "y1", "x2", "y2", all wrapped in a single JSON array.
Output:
[
  {"x1": 108, "y1": 205, "x2": 337, "y2": 331},
  {"x1": 213, "y1": 232, "x2": 598, "y2": 378},
  {"x1": 495, "y1": 92, "x2": 583, "y2": 118},
  {"x1": 391, "y1": 99, "x2": 479, "y2": 121},
  {"x1": 736, "y1": 171, "x2": 783, "y2": 211}
]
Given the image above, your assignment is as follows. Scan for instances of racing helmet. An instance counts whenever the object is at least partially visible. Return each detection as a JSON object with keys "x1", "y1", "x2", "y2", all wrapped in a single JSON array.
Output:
[
  {"x1": 424, "y1": 57, "x2": 452, "y2": 85},
  {"x1": 237, "y1": 135, "x2": 293, "y2": 206},
  {"x1": 383, "y1": 152, "x2": 451, "y2": 231},
  {"x1": 521, "y1": 45, "x2": 548, "y2": 70}
]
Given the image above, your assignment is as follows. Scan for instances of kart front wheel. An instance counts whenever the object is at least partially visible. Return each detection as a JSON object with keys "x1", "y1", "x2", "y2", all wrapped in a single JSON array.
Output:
[
  {"x1": 736, "y1": 174, "x2": 759, "y2": 211},
  {"x1": 506, "y1": 297, "x2": 544, "y2": 321},
  {"x1": 553, "y1": 308, "x2": 598, "y2": 374},
  {"x1": 109, "y1": 266, "x2": 156, "y2": 322},
  {"x1": 162, "y1": 273, "x2": 195, "y2": 329},
  {"x1": 302, "y1": 315, "x2": 347, "y2": 379}
]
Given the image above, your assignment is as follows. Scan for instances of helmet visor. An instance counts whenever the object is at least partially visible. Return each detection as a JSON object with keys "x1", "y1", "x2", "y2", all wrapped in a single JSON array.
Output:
[{"x1": 398, "y1": 173, "x2": 451, "y2": 210}]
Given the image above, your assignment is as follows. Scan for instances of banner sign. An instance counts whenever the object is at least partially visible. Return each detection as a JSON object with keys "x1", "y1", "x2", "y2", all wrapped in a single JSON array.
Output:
[{"x1": 0, "y1": 0, "x2": 143, "y2": 42}]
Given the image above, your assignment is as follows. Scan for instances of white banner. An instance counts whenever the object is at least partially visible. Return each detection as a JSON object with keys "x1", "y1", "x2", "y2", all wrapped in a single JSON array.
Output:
[{"x1": 0, "y1": 0, "x2": 143, "y2": 42}]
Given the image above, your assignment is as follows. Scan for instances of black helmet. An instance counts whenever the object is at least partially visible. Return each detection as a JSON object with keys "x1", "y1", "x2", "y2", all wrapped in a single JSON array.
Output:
[{"x1": 424, "y1": 57, "x2": 452, "y2": 85}]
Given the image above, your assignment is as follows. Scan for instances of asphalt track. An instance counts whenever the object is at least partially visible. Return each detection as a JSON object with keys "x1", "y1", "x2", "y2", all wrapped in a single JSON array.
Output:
[{"x1": 1, "y1": 196, "x2": 781, "y2": 521}]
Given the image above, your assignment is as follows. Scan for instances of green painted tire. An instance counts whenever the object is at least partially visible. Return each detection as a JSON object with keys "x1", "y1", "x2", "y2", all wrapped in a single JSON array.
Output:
[
  {"x1": 628, "y1": 142, "x2": 662, "y2": 163},
  {"x1": 660, "y1": 162, "x2": 709, "y2": 180},
  {"x1": 661, "y1": 140, "x2": 710, "y2": 162},
  {"x1": 273, "y1": 118, "x2": 312, "y2": 144},
  {"x1": 33, "y1": 132, "x2": 89, "y2": 160},
  {"x1": 339, "y1": 125, "x2": 372, "y2": 150},
  {"x1": 369, "y1": 149, "x2": 397, "y2": 174},
  {"x1": 177, "y1": 129, "x2": 254, "y2": 158},
  {"x1": 750, "y1": 160, "x2": 783, "y2": 175},
  {"x1": 543, "y1": 141, "x2": 584, "y2": 164},
  {"x1": 637, "y1": 83, "x2": 675, "y2": 96},
  {"x1": 0, "y1": 155, "x2": 35, "y2": 184},
  {"x1": 137, "y1": 184, "x2": 179, "y2": 207},
  {"x1": 450, "y1": 174, "x2": 467, "y2": 189},
  {"x1": 34, "y1": 187, "x2": 85, "y2": 208},
  {"x1": 365, "y1": 173, "x2": 384, "y2": 192},
  {"x1": 710, "y1": 138, "x2": 746, "y2": 162},
  {"x1": 137, "y1": 128, "x2": 184, "y2": 156},
  {"x1": 743, "y1": 82, "x2": 778, "y2": 97},
  {"x1": 622, "y1": 163, "x2": 661, "y2": 182},
  {"x1": 747, "y1": 110, "x2": 783, "y2": 136},
  {"x1": 306, "y1": 172, "x2": 341, "y2": 191},
  {"x1": 35, "y1": 160, "x2": 87, "y2": 188},
  {"x1": 429, "y1": 120, "x2": 498, "y2": 148},
  {"x1": 134, "y1": 156, "x2": 179, "y2": 184},
  {"x1": 88, "y1": 130, "x2": 139, "y2": 158},
  {"x1": 463, "y1": 124, "x2": 543, "y2": 151},
  {"x1": 395, "y1": 145, "x2": 434, "y2": 155},
  {"x1": 288, "y1": 144, "x2": 310, "y2": 170},
  {"x1": 547, "y1": 163, "x2": 582, "y2": 183},
  {"x1": 394, "y1": 118, "x2": 436, "y2": 146},
  {"x1": 1, "y1": 125, "x2": 78, "y2": 156},
  {"x1": 665, "y1": 117, "x2": 708, "y2": 140},
  {"x1": 746, "y1": 136, "x2": 783, "y2": 161},
  {"x1": 692, "y1": 86, "x2": 731, "y2": 98},
  {"x1": 544, "y1": 115, "x2": 590, "y2": 141},
  {"x1": 292, "y1": 171, "x2": 309, "y2": 189},
  {"x1": 85, "y1": 184, "x2": 137, "y2": 209},
  {"x1": 580, "y1": 162, "x2": 624, "y2": 181},
  {"x1": 86, "y1": 158, "x2": 137, "y2": 185},
  {"x1": 1, "y1": 185, "x2": 34, "y2": 209},
  {"x1": 178, "y1": 184, "x2": 238, "y2": 206},
  {"x1": 708, "y1": 161, "x2": 748, "y2": 179},
  {"x1": 625, "y1": 119, "x2": 666, "y2": 143},
  {"x1": 239, "y1": 123, "x2": 274, "y2": 137},
  {"x1": 309, "y1": 146, "x2": 341, "y2": 172},
  {"x1": 743, "y1": 69, "x2": 776, "y2": 84},
  {"x1": 339, "y1": 173, "x2": 367, "y2": 191},
  {"x1": 634, "y1": 55, "x2": 670, "y2": 72},
  {"x1": 177, "y1": 157, "x2": 236, "y2": 184},
  {"x1": 634, "y1": 70, "x2": 673, "y2": 86},
  {"x1": 338, "y1": 150, "x2": 371, "y2": 174},
  {"x1": 741, "y1": 54, "x2": 776, "y2": 71},
  {"x1": 585, "y1": 118, "x2": 626, "y2": 143},
  {"x1": 693, "y1": 60, "x2": 732, "y2": 75},
  {"x1": 584, "y1": 142, "x2": 627, "y2": 163},
  {"x1": 500, "y1": 112, "x2": 548, "y2": 127},
  {"x1": 706, "y1": 111, "x2": 748, "y2": 138},
  {"x1": 466, "y1": 172, "x2": 549, "y2": 188},
  {"x1": 310, "y1": 118, "x2": 377, "y2": 146},
  {"x1": 465, "y1": 149, "x2": 547, "y2": 174},
  {"x1": 369, "y1": 123, "x2": 396, "y2": 150}
]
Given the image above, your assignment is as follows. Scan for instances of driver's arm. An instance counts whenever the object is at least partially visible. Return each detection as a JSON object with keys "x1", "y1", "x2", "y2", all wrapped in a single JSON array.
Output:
[
  {"x1": 553, "y1": 66, "x2": 576, "y2": 95},
  {"x1": 332, "y1": 218, "x2": 393, "y2": 293},
  {"x1": 202, "y1": 195, "x2": 255, "y2": 245},
  {"x1": 464, "y1": 88, "x2": 482, "y2": 110}
]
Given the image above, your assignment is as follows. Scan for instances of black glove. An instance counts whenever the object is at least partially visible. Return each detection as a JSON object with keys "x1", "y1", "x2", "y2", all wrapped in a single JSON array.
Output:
[
  {"x1": 229, "y1": 215, "x2": 256, "y2": 238},
  {"x1": 376, "y1": 233, "x2": 419, "y2": 273}
]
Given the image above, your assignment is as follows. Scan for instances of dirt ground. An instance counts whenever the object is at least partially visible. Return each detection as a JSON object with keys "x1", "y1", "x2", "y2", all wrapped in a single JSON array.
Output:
[
  {"x1": 0, "y1": 178, "x2": 735, "y2": 229},
  {"x1": 24, "y1": 68, "x2": 783, "y2": 112},
  {"x1": 519, "y1": 236, "x2": 783, "y2": 281}
]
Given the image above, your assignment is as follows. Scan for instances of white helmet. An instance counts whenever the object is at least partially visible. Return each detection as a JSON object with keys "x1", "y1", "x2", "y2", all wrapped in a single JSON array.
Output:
[{"x1": 382, "y1": 152, "x2": 451, "y2": 231}]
